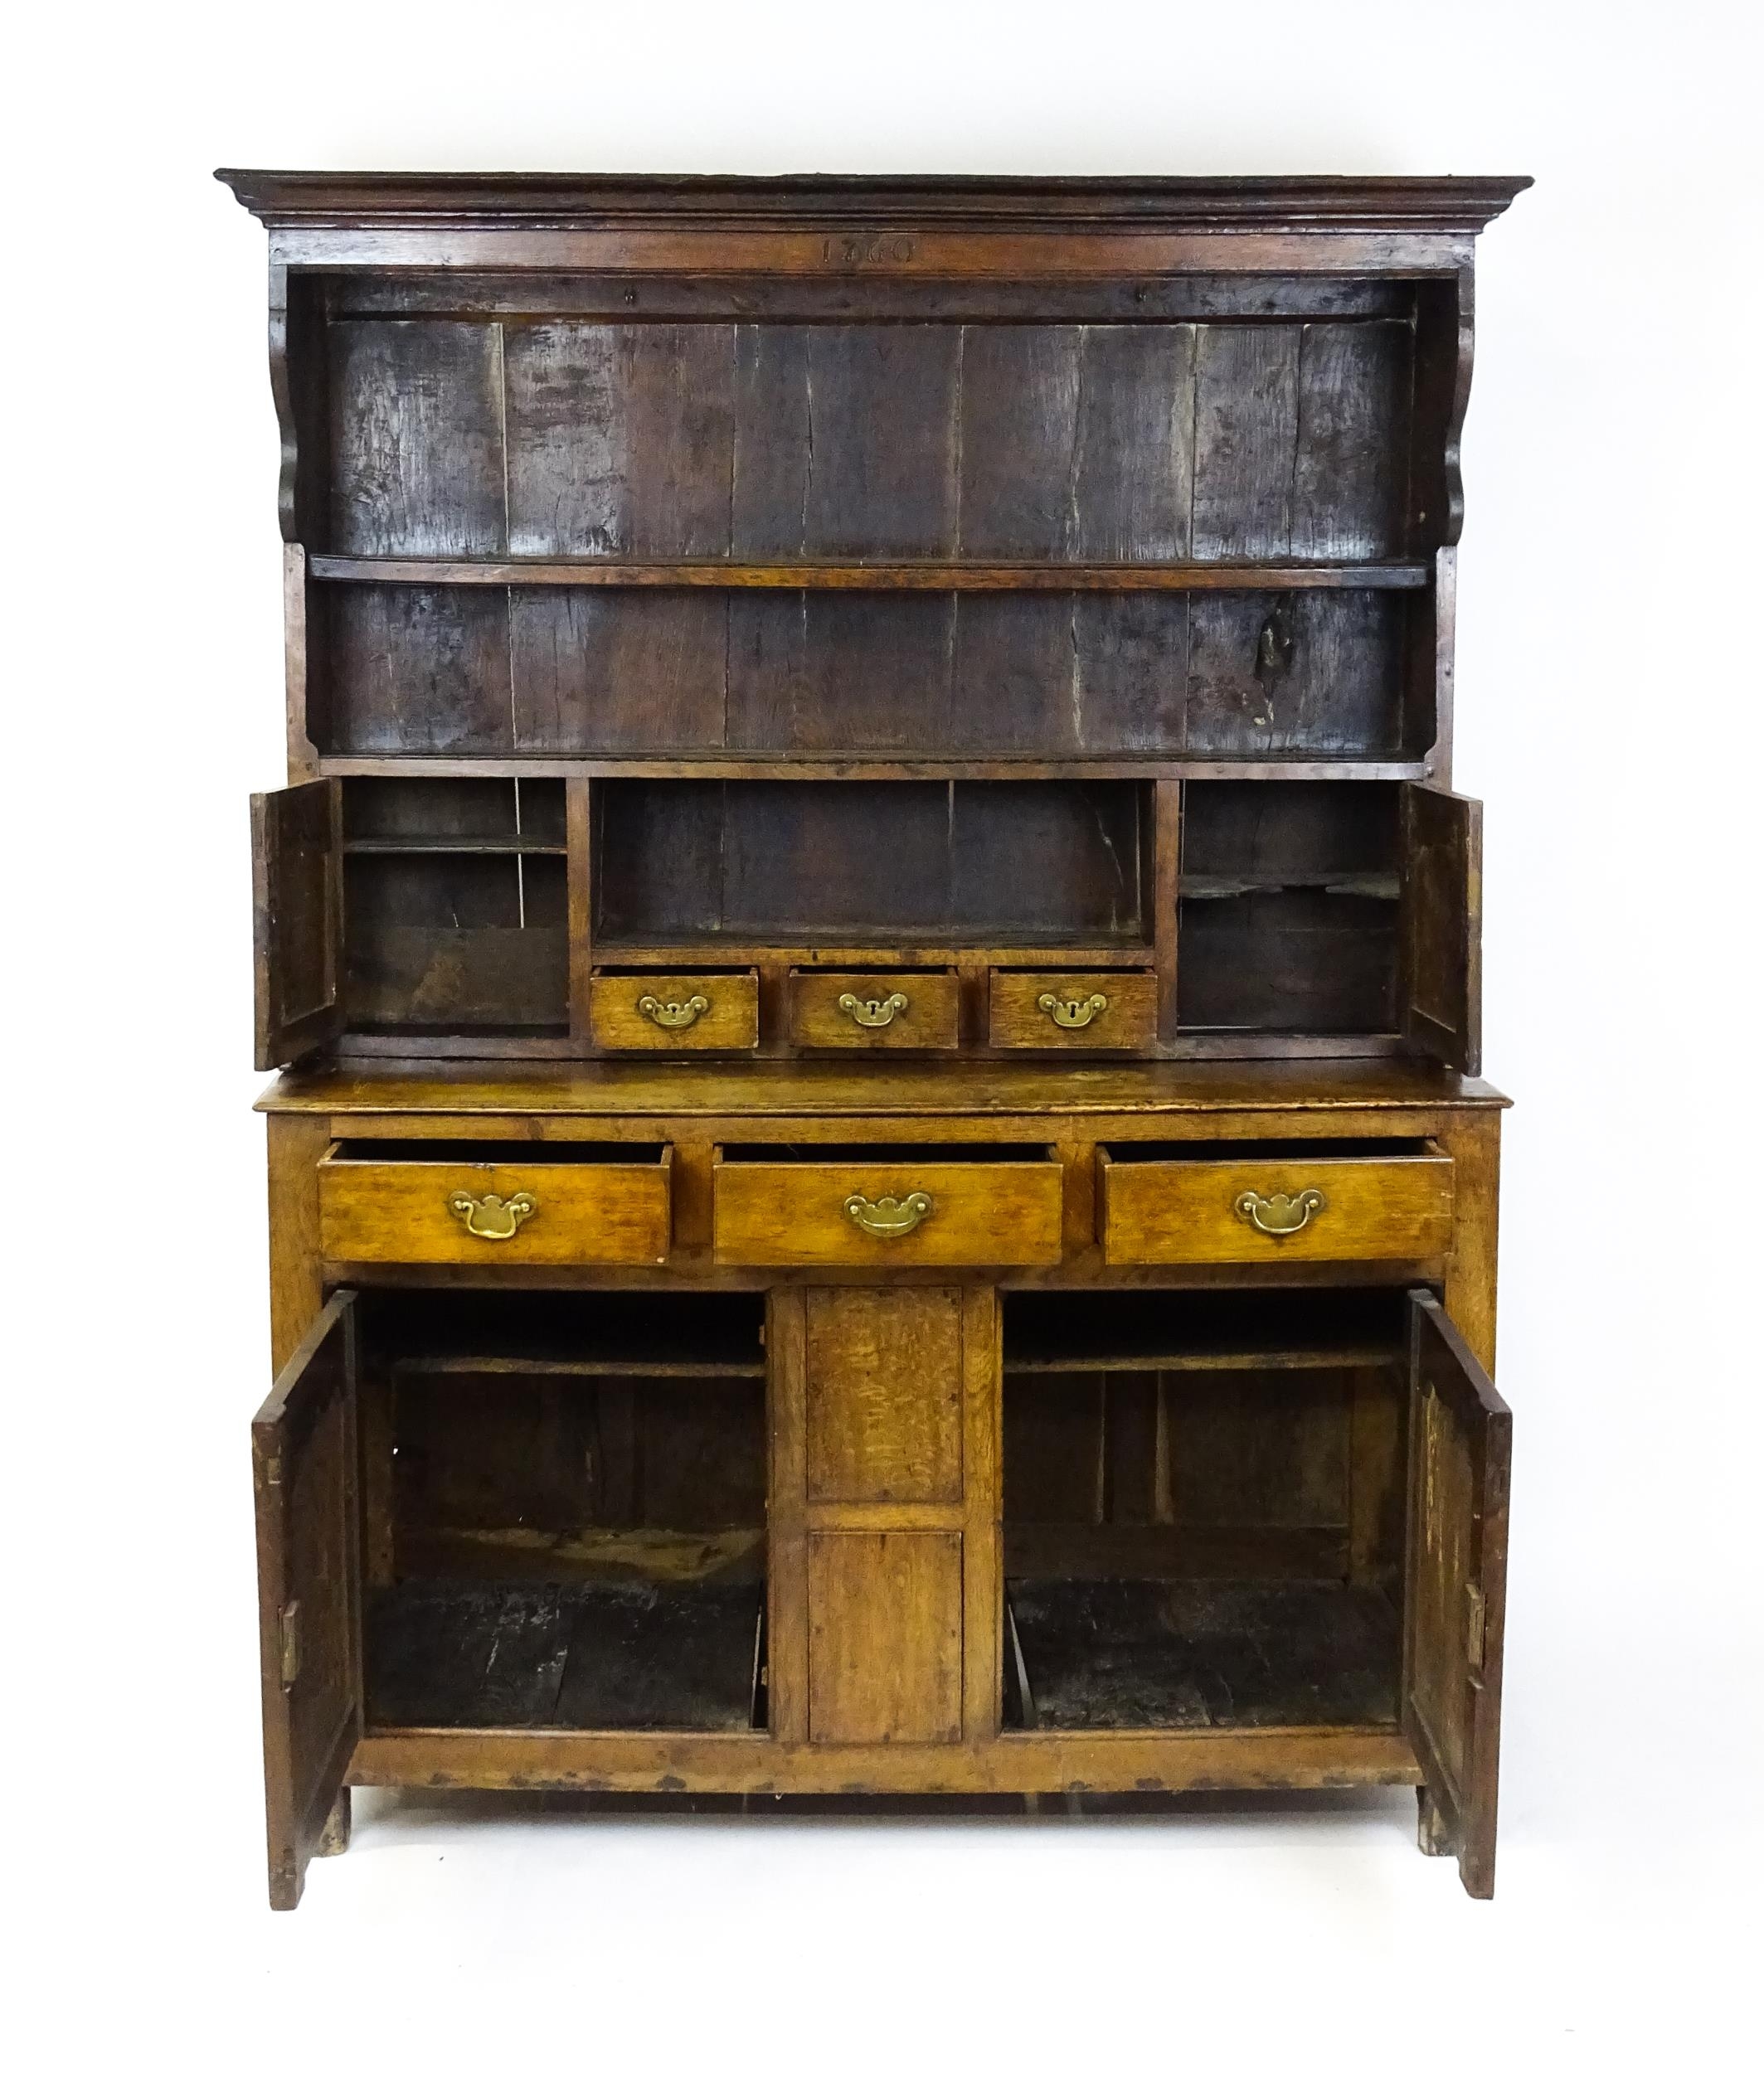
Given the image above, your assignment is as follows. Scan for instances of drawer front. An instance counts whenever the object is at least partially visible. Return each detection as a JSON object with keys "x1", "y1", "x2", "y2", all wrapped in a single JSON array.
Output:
[
  {"x1": 989, "y1": 969, "x2": 1158, "y2": 1051},
  {"x1": 788, "y1": 969, "x2": 960, "y2": 1051},
  {"x1": 319, "y1": 1150, "x2": 672, "y2": 1265},
  {"x1": 714, "y1": 1155, "x2": 1063, "y2": 1267},
  {"x1": 1101, "y1": 1149, "x2": 1454, "y2": 1265},
  {"x1": 590, "y1": 971, "x2": 759, "y2": 1051}
]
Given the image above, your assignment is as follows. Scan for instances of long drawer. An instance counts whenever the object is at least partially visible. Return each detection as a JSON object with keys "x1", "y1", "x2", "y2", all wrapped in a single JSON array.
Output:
[
  {"x1": 1099, "y1": 1139, "x2": 1455, "y2": 1265},
  {"x1": 318, "y1": 1141, "x2": 673, "y2": 1265},
  {"x1": 713, "y1": 1145, "x2": 1064, "y2": 1267}
]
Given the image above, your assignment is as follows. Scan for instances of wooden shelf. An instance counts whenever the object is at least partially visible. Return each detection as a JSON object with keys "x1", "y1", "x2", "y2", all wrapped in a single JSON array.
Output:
[
  {"x1": 1180, "y1": 872, "x2": 1401, "y2": 901},
  {"x1": 592, "y1": 940, "x2": 1154, "y2": 969},
  {"x1": 392, "y1": 1354, "x2": 765, "y2": 1380},
  {"x1": 343, "y1": 837, "x2": 568, "y2": 857},
  {"x1": 1007, "y1": 1344, "x2": 1401, "y2": 1375},
  {"x1": 309, "y1": 555, "x2": 1431, "y2": 593},
  {"x1": 319, "y1": 755, "x2": 1436, "y2": 784}
]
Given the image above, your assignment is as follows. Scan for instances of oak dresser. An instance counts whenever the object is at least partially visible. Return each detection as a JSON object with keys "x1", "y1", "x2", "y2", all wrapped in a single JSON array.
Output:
[{"x1": 221, "y1": 171, "x2": 1527, "y2": 1906}]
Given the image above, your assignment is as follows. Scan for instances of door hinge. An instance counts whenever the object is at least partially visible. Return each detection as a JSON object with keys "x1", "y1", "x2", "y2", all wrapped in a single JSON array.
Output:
[
  {"x1": 279, "y1": 1600, "x2": 302, "y2": 1689},
  {"x1": 1465, "y1": 1581, "x2": 1486, "y2": 1673}
]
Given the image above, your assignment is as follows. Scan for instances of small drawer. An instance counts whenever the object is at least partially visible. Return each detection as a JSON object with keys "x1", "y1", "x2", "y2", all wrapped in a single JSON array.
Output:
[
  {"x1": 713, "y1": 1143, "x2": 1064, "y2": 1267},
  {"x1": 787, "y1": 969, "x2": 960, "y2": 1051},
  {"x1": 590, "y1": 969, "x2": 759, "y2": 1051},
  {"x1": 989, "y1": 969, "x2": 1158, "y2": 1051},
  {"x1": 318, "y1": 1140, "x2": 673, "y2": 1265},
  {"x1": 1099, "y1": 1138, "x2": 1454, "y2": 1266}
]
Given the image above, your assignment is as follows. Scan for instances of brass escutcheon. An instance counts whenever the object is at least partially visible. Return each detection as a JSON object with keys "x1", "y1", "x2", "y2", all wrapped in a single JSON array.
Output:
[
  {"x1": 1038, "y1": 991, "x2": 1109, "y2": 1029},
  {"x1": 448, "y1": 1189, "x2": 537, "y2": 1240},
  {"x1": 639, "y1": 992, "x2": 710, "y2": 1031},
  {"x1": 1233, "y1": 1187, "x2": 1327, "y2": 1239},
  {"x1": 843, "y1": 1190, "x2": 933, "y2": 1237},
  {"x1": 838, "y1": 990, "x2": 909, "y2": 1029}
]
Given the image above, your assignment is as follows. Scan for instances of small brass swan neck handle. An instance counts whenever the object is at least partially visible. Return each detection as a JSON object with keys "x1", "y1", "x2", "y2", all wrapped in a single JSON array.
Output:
[
  {"x1": 639, "y1": 992, "x2": 710, "y2": 1030},
  {"x1": 448, "y1": 1190, "x2": 537, "y2": 1240},
  {"x1": 1038, "y1": 990, "x2": 1109, "y2": 1030},
  {"x1": 838, "y1": 990, "x2": 909, "y2": 1029},
  {"x1": 843, "y1": 1190, "x2": 934, "y2": 1237},
  {"x1": 1233, "y1": 1187, "x2": 1327, "y2": 1239}
]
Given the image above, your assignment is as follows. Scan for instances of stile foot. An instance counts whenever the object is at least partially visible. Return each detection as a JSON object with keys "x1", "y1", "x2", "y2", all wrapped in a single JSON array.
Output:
[
  {"x1": 318, "y1": 1786, "x2": 352, "y2": 1857},
  {"x1": 1416, "y1": 1785, "x2": 1451, "y2": 1857}
]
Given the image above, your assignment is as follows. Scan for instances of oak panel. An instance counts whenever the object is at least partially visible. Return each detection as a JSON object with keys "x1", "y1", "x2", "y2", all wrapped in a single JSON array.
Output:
[
  {"x1": 807, "y1": 1531, "x2": 964, "y2": 1744},
  {"x1": 318, "y1": 1146, "x2": 672, "y2": 1265},
  {"x1": 1100, "y1": 1145, "x2": 1454, "y2": 1265},
  {"x1": 805, "y1": 1288, "x2": 964, "y2": 1504}
]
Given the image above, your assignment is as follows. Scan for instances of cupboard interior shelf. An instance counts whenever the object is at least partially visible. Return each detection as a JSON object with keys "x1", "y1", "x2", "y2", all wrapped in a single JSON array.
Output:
[
  {"x1": 308, "y1": 555, "x2": 1433, "y2": 593},
  {"x1": 391, "y1": 1354, "x2": 766, "y2": 1381},
  {"x1": 590, "y1": 939, "x2": 1154, "y2": 966},
  {"x1": 343, "y1": 837, "x2": 568, "y2": 857},
  {"x1": 1179, "y1": 872, "x2": 1401, "y2": 901}
]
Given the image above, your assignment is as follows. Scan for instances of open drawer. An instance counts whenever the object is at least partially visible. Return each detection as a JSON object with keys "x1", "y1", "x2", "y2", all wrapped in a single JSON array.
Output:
[
  {"x1": 318, "y1": 1139, "x2": 673, "y2": 1265},
  {"x1": 1099, "y1": 1138, "x2": 1454, "y2": 1265},
  {"x1": 712, "y1": 1143, "x2": 1064, "y2": 1266}
]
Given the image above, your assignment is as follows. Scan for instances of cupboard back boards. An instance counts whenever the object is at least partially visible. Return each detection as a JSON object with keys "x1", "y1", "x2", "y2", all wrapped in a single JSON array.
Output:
[{"x1": 224, "y1": 172, "x2": 1524, "y2": 1906}]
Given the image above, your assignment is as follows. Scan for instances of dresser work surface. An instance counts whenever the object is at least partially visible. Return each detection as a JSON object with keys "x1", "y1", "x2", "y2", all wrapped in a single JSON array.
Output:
[{"x1": 228, "y1": 171, "x2": 1524, "y2": 1907}]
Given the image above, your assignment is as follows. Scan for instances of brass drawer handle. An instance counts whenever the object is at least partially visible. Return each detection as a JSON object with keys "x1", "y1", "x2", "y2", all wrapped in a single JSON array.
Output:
[
  {"x1": 838, "y1": 989, "x2": 909, "y2": 1029},
  {"x1": 1233, "y1": 1187, "x2": 1327, "y2": 1239},
  {"x1": 843, "y1": 1190, "x2": 933, "y2": 1237},
  {"x1": 448, "y1": 1189, "x2": 537, "y2": 1240},
  {"x1": 639, "y1": 992, "x2": 710, "y2": 1031},
  {"x1": 1038, "y1": 990, "x2": 1109, "y2": 1030}
]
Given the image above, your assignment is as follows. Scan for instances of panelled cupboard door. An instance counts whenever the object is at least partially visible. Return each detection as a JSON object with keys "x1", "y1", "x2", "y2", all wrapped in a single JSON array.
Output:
[
  {"x1": 252, "y1": 778, "x2": 342, "y2": 1069},
  {"x1": 1403, "y1": 1291, "x2": 1511, "y2": 1898},
  {"x1": 1399, "y1": 784, "x2": 1482, "y2": 1075},
  {"x1": 252, "y1": 1292, "x2": 361, "y2": 1910}
]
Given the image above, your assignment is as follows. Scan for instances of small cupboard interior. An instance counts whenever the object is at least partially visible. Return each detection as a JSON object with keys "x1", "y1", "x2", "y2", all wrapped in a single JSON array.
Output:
[
  {"x1": 1001, "y1": 1289, "x2": 1407, "y2": 1733},
  {"x1": 358, "y1": 1291, "x2": 769, "y2": 1732},
  {"x1": 257, "y1": 771, "x2": 1479, "y2": 1063}
]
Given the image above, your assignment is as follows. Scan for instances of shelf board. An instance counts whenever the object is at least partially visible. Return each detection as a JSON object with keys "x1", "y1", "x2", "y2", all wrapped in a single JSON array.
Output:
[
  {"x1": 343, "y1": 837, "x2": 568, "y2": 857},
  {"x1": 318, "y1": 754, "x2": 1435, "y2": 784},
  {"x1": 391, "y1": 1354, "x2": 765, "y2": 1380},
  {"x1": 309, "y1": 555, "x2": 1431, "y2": 593},
  {"x1": 1006, "y1": 1344, "x2": 1401, "y2": 1375},
  {"x1": 1180, "y1": 872, "x2": 1401, "y2": 901},
  {"x1": 591, "y1": 940, "x2": 1154, "y2": 969}
]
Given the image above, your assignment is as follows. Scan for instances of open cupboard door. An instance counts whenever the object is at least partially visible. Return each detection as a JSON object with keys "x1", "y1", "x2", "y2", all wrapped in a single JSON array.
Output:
[
  {"x1": 252, "y1": 1292, "x2": 361, "y2": 1910},
  {"x1": 1399, "y1": 784, "x2": 1482, "y2": 1074},
  {"x1": 1403, "y1": 1291, "x2": 1511, "y2": 1897},
  {"x1": 252, "y1": 778, "x2": 341, "y2": 1069}
]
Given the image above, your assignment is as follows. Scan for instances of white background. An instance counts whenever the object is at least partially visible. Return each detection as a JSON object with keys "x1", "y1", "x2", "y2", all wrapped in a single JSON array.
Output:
[{"x1": 6, "y1": 2, "x2": 1761, "y2": 2064}]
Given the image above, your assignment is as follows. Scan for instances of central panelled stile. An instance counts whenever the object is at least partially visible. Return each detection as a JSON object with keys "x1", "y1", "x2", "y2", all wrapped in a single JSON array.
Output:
[{"x1": 767, "y1": 1288, "x2": 1001, "y2": 1749}]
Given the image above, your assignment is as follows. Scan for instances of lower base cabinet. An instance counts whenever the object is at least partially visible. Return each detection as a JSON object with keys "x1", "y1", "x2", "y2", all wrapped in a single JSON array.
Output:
[{"x1": 255, "y1": 1240, "x2": 1508, "y2": 1908}]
